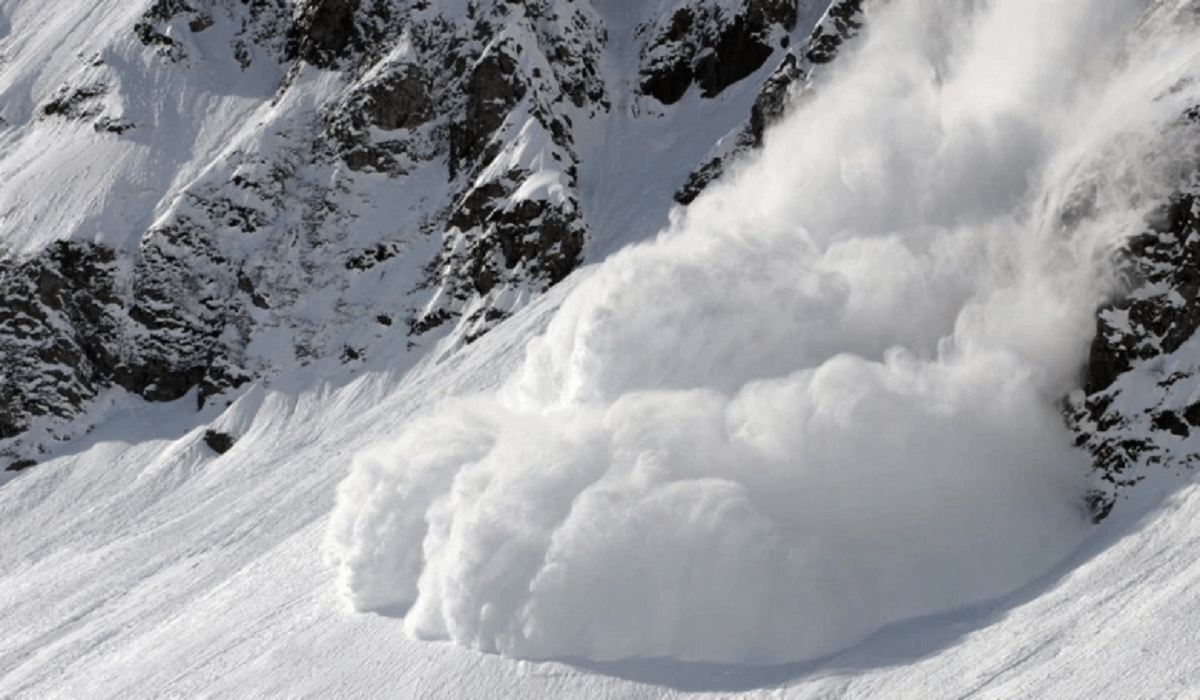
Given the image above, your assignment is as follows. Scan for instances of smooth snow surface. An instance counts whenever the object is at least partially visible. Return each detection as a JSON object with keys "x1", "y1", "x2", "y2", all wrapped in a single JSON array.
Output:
[{"x1": 328, "y1": 0, "x2": 1200, "y2": 665}]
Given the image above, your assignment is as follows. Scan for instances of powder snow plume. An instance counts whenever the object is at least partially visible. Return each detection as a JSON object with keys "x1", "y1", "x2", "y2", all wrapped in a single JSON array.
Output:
[{"x1": 327, "y1": 0, "x2": 1200, "y2": 664}]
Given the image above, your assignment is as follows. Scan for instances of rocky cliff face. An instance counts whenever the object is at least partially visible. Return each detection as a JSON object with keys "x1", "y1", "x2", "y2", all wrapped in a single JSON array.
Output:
[
  {"x1": 1067, "y1": 157, "x2": 1200, "y2": 521},
  {"x1": 674, "y1": 0, "x2": 865, "y2": 204},
  {"x1": 0, "y1": 0, "x2": 823, "y2": 468}
]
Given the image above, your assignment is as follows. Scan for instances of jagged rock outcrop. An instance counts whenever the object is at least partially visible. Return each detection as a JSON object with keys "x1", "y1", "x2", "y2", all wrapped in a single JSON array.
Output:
[
  {"x1": 803, "y1": 0, "x2": 862, "y2": 64},
  {"x1": 0, "y1": 233, "x2": 252, "y2": 451},
  {"x1": 286, "y1": 0, "x2": 361, "y2": 67},
  {"x1": 637, "y1": 0, "x2": 797, "y2": 106},
  {"x1": 675, "y1": 0, "x2": 867, "y2": 204},
  {"x1": 1067, "y1": 160, "x2": 1200, "y2": 521},
  {"x1": 0, "y1": 242, "x2": 122, "y2": 441},
  {"x1": 135, "y1": 0, "x2": 290, "y2": 66},
  {"x1": 303, "y1": 0, "x2": 608, "y2": 341},
  {"x1": 203, "y1": 428, "x2": 237, "y2": 454},
  {"x1": 3, "y1": 0, "x2": 822, "y2": 468}
]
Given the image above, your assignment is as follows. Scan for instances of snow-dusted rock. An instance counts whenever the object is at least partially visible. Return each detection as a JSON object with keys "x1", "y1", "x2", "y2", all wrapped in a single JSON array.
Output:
[
  {"x1": 675, "y1": 0, "x2": 867, "y2": 203},
  {"x1": 1068, "y1": 165, "x2": 1200, "y2": 521},
  {"x1": 636, "y1": 0, "x2": 797, "y2": 106},
  {"x1": 0, "y1": 0, "x2": 824, "y2": 467}
]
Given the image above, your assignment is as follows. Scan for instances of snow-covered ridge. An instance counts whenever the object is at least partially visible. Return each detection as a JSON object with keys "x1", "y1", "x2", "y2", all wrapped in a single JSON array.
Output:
[{"x1": 0, "y1": 0, "x2": 816, "y2": 468}]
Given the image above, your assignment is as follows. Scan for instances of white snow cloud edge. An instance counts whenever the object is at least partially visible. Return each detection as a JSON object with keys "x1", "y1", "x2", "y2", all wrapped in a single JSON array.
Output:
[{"x1": 326, "y1": 0, "x2": 1200, "y2": 665}]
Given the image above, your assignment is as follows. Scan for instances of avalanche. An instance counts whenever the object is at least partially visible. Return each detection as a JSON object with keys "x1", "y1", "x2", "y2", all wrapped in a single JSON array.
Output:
[
  {"x1": 328, "y1": 0, "x2": 1200, "y2": 666},
  {"x1": 5, "y1": 0, "x2": 1200, "y2": 697}
]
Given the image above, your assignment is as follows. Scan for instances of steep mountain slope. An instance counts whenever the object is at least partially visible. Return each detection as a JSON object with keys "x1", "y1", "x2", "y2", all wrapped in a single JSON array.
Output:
[
  {"x1": 6, "y1": 0, "x2": 1200, "y2": 697},
  {"x1": 0, "y1": 0, "x2": 823, "y2": 470}
]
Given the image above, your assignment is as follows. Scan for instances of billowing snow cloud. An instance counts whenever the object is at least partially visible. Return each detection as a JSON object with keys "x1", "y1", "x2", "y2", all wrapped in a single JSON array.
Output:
[{"x1": 326, "y1": 0, "x2": 1200, "y2": 664}]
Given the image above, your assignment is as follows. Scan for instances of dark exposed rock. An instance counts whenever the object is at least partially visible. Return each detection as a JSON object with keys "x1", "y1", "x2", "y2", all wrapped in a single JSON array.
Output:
[
  {"x1": 0, "y1": 221, "x2": 255, "y2": 447},
  {"x1": 352, "y1": 1, "x2": 607, "y2": 340},
  {"x1": 676, "y1": 51, "x2": 802, "y2": 204},
  {"x1": 1067, "y1": 168, "x2": 1200, "y2": 522},
  {"x1": 805, "y1": 0, "x2": 863, "y2": 64},
  {"x1": 188, "y1": 12, "x2": 215, "y2": 33},
  {"x1": 41, "y1": 84, "x2": 107, "y2": 120},
  {"x1": 639, "y1": 0, "x2": 798, "y2": 106},
  {"x1": 1185, "y1": 402, "x2": 1200, "y2": 427},
  {"x1": 675, "y1": 0, "x2": 866, "y2": 204},
  {"x1": 134, "y1": 0, "x2": 191, "y2": 49},
  {"x1": 238, "y1": 271, "x2": 272, "y2": 310},
  {"x1": 640, "y1": 8, "x2": 696, "y2": 105},
  {"x1": 694, "y1": 11, "x2": 783, "y2": 98},
  {"x1": 454, "y1": 48, "x2": 527, "y2": 168},
  {"x1": 115, "y1": 362, "x2": 209, "y2": 403},
  {"x1": 345, "y1": 243, "x2": 402, "y2": 271},
  {"x1": 0, "y1": 241, "x2": 123, "y2": 439},
  {"x1": 361, "y1": 66, "x2": 434, "y2": 131},
  {"x1": 287, "y1": 0, "x2": 362, "y2": 67},
  {"x1": 1084, "y1": 192, "x2": 1200, "y2": 395},
  {"x1": 676, "y1": 157, "x2": 728, "y2": 206},
  {"x1": 6, "y1": 459, "x2": 38, "y2": 472},
  {"x1": 93, "y1": 117, "x2": 136, "y2": 135},
  {"x1": 415, "y1": 155, "x2": 586, "y2": 338},
  {"x1": 135, "y1": 0, "x2": 290, "y2": 65},
  {"x1": 203, "y1": 429, "x2": 237, "y2": 454},
  {"x1": 748, "y1": 52, "x2": 800, "y2": 145},
  {"x1": 324, "y1": 64, "x2": 438, "y2": 175},
  {"x1": 2, "y1": 0, "x2": 794, "y2": 464},
  {"x1": 1152, "y1": 411, "x2": 1191, "y2": 437}
]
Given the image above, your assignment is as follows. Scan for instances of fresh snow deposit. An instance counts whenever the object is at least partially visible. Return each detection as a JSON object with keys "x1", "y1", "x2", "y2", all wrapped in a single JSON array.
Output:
[{"x1": 328, "y1": 0, "x2": 1200, "y2": 665}]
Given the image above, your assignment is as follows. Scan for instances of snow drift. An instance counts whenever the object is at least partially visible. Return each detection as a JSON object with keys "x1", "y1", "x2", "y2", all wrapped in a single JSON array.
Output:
[{"x1": 327, "y1": 0, "x2": 1200, "y2": 664}]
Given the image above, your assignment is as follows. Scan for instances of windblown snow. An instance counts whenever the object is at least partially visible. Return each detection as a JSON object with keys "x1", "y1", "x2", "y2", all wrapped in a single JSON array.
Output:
[{"x1": 327, "y1": 0, "x2": 1200, "y2": 665}]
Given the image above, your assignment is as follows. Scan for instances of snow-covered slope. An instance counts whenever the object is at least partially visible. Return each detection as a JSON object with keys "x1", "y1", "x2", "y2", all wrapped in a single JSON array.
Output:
[
  {"x1": 7, "y1": 0, "x2": 1200, "y2": 697},
  {"x1": 0, "y1": 0, "x2": 816, "y2": 467},
  {"x1": 4, "y1": 302, "x2": 1200, "y2": 699}
]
